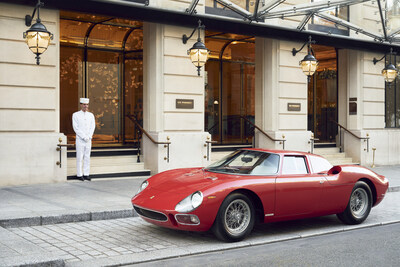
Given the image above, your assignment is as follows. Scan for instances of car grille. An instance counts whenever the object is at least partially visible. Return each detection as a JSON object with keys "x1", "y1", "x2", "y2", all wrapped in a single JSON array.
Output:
[{"x1": 133, "y1": 206, "x2": 168, "y2": 222}]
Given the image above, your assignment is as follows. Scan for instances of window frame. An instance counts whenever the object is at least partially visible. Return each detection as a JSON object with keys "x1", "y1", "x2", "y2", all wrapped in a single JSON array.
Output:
[
  {"x1": 281, "y1": 155, "x2": 310, "y2": 175},
  {"x1": 385, "y1": 55, "x2": 400, "y2": 128}
]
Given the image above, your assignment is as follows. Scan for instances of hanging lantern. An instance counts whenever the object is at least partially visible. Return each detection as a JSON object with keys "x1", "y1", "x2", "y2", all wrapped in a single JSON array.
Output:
[
  {"x1": 188, "y1": 40, "x2": 209, "y2": 74},
  {"x1": 23, "y1": 0, "x2": 53, "y2": 65},
  {"x1": 183, "y1": 20, "x2": 209, "y2": 76},
  {"x1": 382, "y1": 63, "x2": 397, "y2": 83},
  {"x1": 299, "y1": 54, "x2": 319, "y2": 76}
]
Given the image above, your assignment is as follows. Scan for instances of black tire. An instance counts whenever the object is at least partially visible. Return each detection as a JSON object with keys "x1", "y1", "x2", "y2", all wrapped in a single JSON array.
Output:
[
  {"x1": 212, "y1": 193, "x2": 255, "y2": 242},
  {"x1": 337, "y1": 181, "x2": 372, "y2": 225}
]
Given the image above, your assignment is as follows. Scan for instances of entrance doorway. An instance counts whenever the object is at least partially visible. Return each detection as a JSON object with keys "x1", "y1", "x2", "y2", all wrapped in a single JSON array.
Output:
[
  {"x1": 59, "y1": 11, "x2": 143, "y2": 146},
  {"x1": 205, "y1": 33, "x2": 255, "y2": 145},
  {"x1": 307, "y1": 45, "x2": 338, "y2": 143}
]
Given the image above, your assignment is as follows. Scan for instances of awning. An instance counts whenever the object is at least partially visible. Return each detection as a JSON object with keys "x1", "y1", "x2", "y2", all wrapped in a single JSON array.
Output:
[{"x1": 4, "y1": 0, "x2": 400, "y2": 53}]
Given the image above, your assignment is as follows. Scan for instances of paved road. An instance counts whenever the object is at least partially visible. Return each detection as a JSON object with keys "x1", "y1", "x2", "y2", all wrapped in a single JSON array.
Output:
[
  {"x1": 134, "y1": 223, "x2": 400, "y2": 267},
  {"x1": 4, "y1": 191, "x2": 400, "y2": 266}
]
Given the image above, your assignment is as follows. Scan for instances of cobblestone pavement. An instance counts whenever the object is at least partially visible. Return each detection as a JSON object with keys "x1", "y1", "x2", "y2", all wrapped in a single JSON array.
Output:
[{"x1": 7, "y1": 192, "x2": 400, "y2": 266}]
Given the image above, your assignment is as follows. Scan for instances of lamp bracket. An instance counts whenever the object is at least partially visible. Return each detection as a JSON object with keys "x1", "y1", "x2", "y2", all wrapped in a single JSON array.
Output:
[
  {"x1": 25, "y1": 0, "x2": 44, "y2": 26},
  {"x1": 373, "y1": 48, "x2": 396, "y2": 65},
  {"x1": 182, "y1": 20, "x2": 204, "y2": 44},
  {"x1": 373, "y1": 55, "x2": 385, "y2": 65},
  {"x1": 292, "y1": 36, "x2": 315, "y2": 56}
]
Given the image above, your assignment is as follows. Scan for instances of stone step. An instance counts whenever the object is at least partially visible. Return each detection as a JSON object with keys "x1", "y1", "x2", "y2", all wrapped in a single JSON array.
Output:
[
  {"x1": 68, "y1": 155, "x2": 140, "y2": 166},
  {"x1": 313, "y1": 147, "x2": 358, "y2": 165},
  {"x1": 320, "y1": 153, "x2": 347, "y2": 159},
  {"x1": 67, "y1": 156, "x2": 149, "y2": 178},
  {"x1": 313, "y1": 147, "x2": 341, "y2": 154}
]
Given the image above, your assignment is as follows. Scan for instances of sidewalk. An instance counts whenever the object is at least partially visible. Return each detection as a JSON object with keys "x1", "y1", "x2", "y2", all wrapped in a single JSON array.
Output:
[{"x1": 0, "y1": 166, "x2": 399, "y2": 266}]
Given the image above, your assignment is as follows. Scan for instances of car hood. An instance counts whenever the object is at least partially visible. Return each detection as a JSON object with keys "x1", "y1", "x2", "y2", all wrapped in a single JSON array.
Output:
[
  {"x1": 149, "y1": 168, "x2": 214, "y2": 193},
  {"x1": 132, "y1": 168, "x2": 220, "y2": 210}
]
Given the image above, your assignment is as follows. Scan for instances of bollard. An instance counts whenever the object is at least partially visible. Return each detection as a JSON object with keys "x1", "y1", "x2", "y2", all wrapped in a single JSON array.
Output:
[{"x1": 372, "y1": 147, "x2": 376, "y2": 168}]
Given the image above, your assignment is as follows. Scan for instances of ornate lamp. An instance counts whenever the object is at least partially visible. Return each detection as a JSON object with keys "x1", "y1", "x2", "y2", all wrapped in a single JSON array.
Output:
[
  {"x1": 182, "y1": 20, "x2": 209, "y2": 76},
  {"x1": 373, "y1": 48, "x2": 398, "y2": 83},
  {"x1": 292, "y1": 36, "x2": 319, "y2": 80},
  {"x1": 23, "y1": 0, "x2": 53, "y2": 65}
]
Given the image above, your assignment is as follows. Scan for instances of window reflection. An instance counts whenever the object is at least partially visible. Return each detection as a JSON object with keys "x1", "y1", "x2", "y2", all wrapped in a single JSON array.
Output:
[
  {"x1": 205, "y1": 32, "x2": 255, "y2": 144},
  {"x1": 385, "y1": 53, "x2": 400, "y2": 128},
  {"x1": 310, "y1": 0, "x2": 349, "y2": 35},
  {"x1": 60, "y1": 11, "x2": 143, "y2": 146},
  {"x1": 307, "y1": 45, "x2": 338, "y2": 142}
]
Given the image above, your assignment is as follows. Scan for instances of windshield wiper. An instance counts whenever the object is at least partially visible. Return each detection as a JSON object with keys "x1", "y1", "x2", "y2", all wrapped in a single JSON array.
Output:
[{"x1": 222, "y1": 166, "x2": 240, "y2": 172}]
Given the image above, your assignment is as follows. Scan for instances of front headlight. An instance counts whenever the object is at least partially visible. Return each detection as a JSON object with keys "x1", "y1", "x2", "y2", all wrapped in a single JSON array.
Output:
[
  {"x1": 136, "y1": 180, "x2": 148, "y2": 195},
  {"x1": 175, "y1": 191, "x2": 203, "y2": 213}
]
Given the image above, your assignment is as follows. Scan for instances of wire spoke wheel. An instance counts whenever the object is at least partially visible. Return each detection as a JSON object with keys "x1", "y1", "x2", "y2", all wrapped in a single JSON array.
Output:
[
  {"x1": 337, "y1": 181, "x2": 372, "y2": 225},
  {"x1": 212, "y1": 193, "x2": 255, "y2": 242},
  {"x1": 224, "y1": 199, "x2": 251, "y2": 236},
  {"x1": 350, "y1": 188, "x2": 368, "y2": 219}
]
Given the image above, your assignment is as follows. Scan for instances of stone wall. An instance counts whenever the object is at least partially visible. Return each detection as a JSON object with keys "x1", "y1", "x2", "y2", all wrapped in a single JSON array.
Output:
[{"x1": 0, "y1": 3, "x2": 65, "y2": 186}]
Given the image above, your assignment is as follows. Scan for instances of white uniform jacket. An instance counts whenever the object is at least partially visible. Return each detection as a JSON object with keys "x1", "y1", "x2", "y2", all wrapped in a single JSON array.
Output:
[{"x1": 72, "y1": 110, "x2": 96, "y2": 141}]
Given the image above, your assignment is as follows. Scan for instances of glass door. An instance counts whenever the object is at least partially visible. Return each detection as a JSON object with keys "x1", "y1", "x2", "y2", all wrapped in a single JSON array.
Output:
[
  {"x1": 307, "y1": 45, "x2": 338, "y2": 143},
  {"x1": 123, "y1": 55, "x2": 143, "y2": 143},
  {"x1": 205, "y1": 60, "x2": 255, "y2": 144},
  {"x1": 87, "y1": 50, "x2": 121, "y2": 144},
  {"x1": 59, "y1": 11, "x2": 143, "y2": 146},
  {"x1": 221, "y1": 62, "x2": 254, "y2": 144}
]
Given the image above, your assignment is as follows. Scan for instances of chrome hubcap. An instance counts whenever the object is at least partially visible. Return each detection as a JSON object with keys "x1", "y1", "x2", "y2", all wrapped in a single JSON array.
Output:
[
  {"x1": 350, "y1": 188, "x2": 368, "y2": 219},
  {"x1": 224, "y1": 199, "x2": 250, "y2": 236}
]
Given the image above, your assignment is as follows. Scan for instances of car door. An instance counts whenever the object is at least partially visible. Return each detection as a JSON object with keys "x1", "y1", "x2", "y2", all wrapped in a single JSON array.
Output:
[{"x1": 275, "y1": 155, "x2": 324, "y2": 218}]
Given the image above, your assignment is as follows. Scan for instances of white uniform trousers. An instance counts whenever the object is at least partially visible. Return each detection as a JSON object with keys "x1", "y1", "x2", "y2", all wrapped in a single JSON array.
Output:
[{"x1": 76, "y1": 138, "x2": 92, "y2": 177}]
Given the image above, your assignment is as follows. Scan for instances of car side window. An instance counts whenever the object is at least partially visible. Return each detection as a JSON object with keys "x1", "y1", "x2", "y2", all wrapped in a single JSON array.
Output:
[
  {"x1": 251, "y1": 154, "x2": 280, "y2": 175},
  {"x1": 282, "y1": 156, "x2": 308, "y2": 175}
]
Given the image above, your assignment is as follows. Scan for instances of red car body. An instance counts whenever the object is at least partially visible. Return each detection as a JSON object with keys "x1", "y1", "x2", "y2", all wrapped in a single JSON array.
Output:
[{"x1": 131, "y1": 149, "x2": 389, "y2": 238}]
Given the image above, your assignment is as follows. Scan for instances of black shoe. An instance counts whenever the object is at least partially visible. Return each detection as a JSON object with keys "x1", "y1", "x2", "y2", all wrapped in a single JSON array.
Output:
[
  {"x1": 77, "y1": 176, "x2": 84, "y2": 181},
  {"x1": 83, "y1": 176, "x2": 91, "y2": 181}
]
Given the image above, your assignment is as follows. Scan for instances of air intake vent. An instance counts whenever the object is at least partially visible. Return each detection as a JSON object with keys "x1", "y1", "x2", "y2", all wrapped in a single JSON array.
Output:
[{"x1": 134, "y1": 206, "x2": 168, "y2": 222}]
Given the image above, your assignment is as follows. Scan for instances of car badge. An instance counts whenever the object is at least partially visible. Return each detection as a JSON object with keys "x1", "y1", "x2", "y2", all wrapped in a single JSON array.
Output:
[
  {"x1": 150, "y1": 196, "x2": 155, "y2": 199},
  {"x1": 206, "y1": 176, "x2": 218, "y2": 181}
]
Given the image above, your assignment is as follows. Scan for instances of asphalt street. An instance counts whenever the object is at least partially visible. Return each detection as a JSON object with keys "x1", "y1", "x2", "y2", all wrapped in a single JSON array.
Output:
[{"x1": 133, "y1": 222, "x2": 400, "y2": 267}]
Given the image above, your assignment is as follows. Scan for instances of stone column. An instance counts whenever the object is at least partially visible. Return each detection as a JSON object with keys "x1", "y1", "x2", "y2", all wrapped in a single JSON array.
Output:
[
  {"x1": 142, "y1": 22, "x2": 210, "y2": 174},
  {"x1": 255, "y1": 38, "x2": 311, "y2": 152},
  {"x1": 338, "y1": 49, "x2": 378, "y2": 165},
  {"x1": 0, "y1": 3, "x2": 65, "y2": 186}
]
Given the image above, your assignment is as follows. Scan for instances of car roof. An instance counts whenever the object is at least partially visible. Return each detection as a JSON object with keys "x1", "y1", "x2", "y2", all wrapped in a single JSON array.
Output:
[{"x1": 240, "y1": 148, "x2": 317, "y2": 157}]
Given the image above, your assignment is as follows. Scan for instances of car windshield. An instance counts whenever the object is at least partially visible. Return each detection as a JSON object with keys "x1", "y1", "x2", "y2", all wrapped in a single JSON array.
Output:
[{"x1": 205, "y1": 150, "x2": 279, "y2": 175}]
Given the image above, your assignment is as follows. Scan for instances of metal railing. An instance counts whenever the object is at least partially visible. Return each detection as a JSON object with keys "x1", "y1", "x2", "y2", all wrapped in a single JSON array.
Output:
[
  {"x1": 206, "y1": 115, "x2": 286, "y2": 149},
  {"x1": 204, "y1": 136, "x2": 217, "y2": 161},
  {"x1": 308, "y1": 133, "x2": 319, "y2": 154},
  {"x1": 56, "y1": 138, "x2": 74, "y2": 168},
  {"x1": 331, "y1": 120, "x2": 369, "y2": 153},
  {"x1": 126, "y1": 114, "x2": 171, "y2": 162},
  {"x1": 239, "y1": 115, "x2": 286, "y2": 150}
]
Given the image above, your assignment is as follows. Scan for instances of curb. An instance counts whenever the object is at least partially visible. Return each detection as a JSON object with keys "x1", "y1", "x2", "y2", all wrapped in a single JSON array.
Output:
[
  {"x1": 388, "y1": 186, "x2": 400, "y2": 192},
  {"x1": 0, "y1": 257, "x2": 65, "y2": 267},
  {"x1": 0, "y1": 209, "x2": 138, "y2": 229}
]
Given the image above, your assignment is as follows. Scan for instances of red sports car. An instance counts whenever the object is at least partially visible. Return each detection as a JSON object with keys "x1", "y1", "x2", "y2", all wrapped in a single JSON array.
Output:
[{"x1": 131, "y1": 149, "x2": 389, "y2": 242}]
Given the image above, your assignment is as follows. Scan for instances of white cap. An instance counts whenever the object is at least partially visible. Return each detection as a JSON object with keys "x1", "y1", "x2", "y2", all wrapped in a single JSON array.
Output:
[{"x1": 80, "y1": 98, "x2": 89, "y2": 104}]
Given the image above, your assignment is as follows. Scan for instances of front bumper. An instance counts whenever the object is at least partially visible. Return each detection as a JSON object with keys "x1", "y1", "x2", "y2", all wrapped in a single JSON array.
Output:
[{"x1": 132, "y1": 204, "x2": 209, "y2": 231}]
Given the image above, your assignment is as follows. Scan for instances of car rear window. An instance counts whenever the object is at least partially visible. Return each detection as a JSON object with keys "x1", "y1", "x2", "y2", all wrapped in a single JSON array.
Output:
[
  {"x1": 309, "y1": 155, "x2": 333, "y2": 173},
  {"x1": 282, "y1": 156, "x2": 308, "y2": 175}
]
